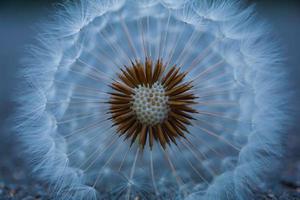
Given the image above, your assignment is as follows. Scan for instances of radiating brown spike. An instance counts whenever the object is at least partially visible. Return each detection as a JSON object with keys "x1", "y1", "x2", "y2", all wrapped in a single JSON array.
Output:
[
  {"x1": 139, "y1": 125, "x2": 147, "y2": 149},
  {"x1": 164, "y1": 121, "x2": 179, "y2": 137},
  {"x1": 168, "y1": 101, "x2": 189, "y2": 106},
  {"x1": 121, "y1": 68, "x2": 136, "y2": 87},
  {"x1": 109, "y1": 107, "x2": 130, "y2": 114},
  {"x1": 152, "y1": 59, "x2": 165, "y2": 82},
  {"x1": 170, "y1": 111, "x2": 191, "y2": 125},
  {"x1": 162, "y1": 65, "x2": 176, "y2": 85},
  {"x1": 110, "y1": 103, "x2": 130, "y2": 111},
  {"x1": 119, "y1": 74, "x2": 132, "y2": 87},
  {"x1": 124, "y1": 66, "x2": 139, "y2": 85},
  {"x1": 110, "y1": 97, "x2": 132, "y2": 103},
  {"x1": 148, "y1": 127, "x2": 154, "y2": 149},
  {"x1": 111, "y1": 82, "x2": 133, "y2": 95},
  {"x1": 109, "y1": 99, "x2": 130, "y2": 105},
  {"x1": 108, "y1": 58, "x2": 197, "y2": 150},
  {"x1": 173, "y1": 110, "x2": 196, "y2": 121},
  {"x1": 145, "y1": 58, "x2": 152, "y2": 84},
  {"x1": 169, "y1": 119, "x2": 186, "y2": 138},
  {"x1": 111, "y1": 109, "x2": 131, "y2": 119},
  {"x1": 172, "y1": 118, "x2": 188, "y2": 133},
  {"x1": 177, "y1": 105, "x2": 198, "y2": 114},
  {"x1": 156, "y1": 125, "x2": 167, "y2": 149},
  {"x1": 169, "y1": 93, "x2": 196, "y2": 101},
  {"x1": 109, "y1": 92, "x2": 129, "y2": 98},
  {"x1": 166, "y1": 82, "x2": 193, "y2": 96},
  {"x1": 133, "y1": 64, "x2": 142, "y2": 84},
  {"x1": 166, "y1": 71, "x2": 188, "y2": 90},
  {"x1": 114, "y1": 112, "x2": 135, "y2": 126},
  {"x1": 130, "y1": 124, "x2": 142, "y2": 147},
  {"x1": 164, "y1": 67, "x2": 180, "y2": 87},
  {"x1": 128, "y1": 65, "x2": 140, "y2": 85},
  {"x1": 158, "y1": 60, "x2": 166, "y2": 80},
  {"x1": 164, "y1": 128, "x2": 177, "y2": 146},
  {"x1": 136, "y1": 62, "x2": 147, "y2": 84},
  {"x1": 117, "y1": 117, "x2": 136, "y2": 135},
  {"x1": 125, "y1": 121, "x2": 138, "y2": 139}
]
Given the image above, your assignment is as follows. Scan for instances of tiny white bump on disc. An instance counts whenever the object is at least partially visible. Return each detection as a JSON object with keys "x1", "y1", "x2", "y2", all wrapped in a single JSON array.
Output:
[{"x1": 131, "y1": 82, "x2": 169, "y2": 125}]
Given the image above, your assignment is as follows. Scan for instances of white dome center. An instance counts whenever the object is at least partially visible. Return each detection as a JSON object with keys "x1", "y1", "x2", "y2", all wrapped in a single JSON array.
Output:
[{"x1": 131, "y1": 82, "x2": 169, "y2": 125}]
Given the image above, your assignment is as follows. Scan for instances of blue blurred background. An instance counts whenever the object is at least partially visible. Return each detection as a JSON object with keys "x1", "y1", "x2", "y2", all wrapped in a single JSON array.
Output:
[{"x1": 0, "y1": 0, "x2": 299, "y2": 199}]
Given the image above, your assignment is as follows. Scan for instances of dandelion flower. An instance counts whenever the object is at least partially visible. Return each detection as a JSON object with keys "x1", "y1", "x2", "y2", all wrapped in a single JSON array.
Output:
[{"x1": 15, "y1": 0, "x2": 289, "y2": 199}]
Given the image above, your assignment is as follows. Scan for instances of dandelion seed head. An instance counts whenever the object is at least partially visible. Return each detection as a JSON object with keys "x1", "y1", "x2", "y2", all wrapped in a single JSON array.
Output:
[
  {"x1": 109, "y1": 59, "x2": 196, "y2": 149},
  {"x1": 13, "y1": 0, "x2": 290, "y2": 199}
]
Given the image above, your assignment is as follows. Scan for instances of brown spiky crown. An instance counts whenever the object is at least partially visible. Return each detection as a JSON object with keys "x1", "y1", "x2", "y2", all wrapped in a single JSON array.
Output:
[{"x1": 108, "y1": 58, "x2": 197, "y2": 149}]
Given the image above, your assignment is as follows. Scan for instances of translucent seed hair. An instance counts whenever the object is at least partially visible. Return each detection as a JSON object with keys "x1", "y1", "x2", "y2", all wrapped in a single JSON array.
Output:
[{"x1": 14, "y1": 0, "x2": 290, "y2": 199}]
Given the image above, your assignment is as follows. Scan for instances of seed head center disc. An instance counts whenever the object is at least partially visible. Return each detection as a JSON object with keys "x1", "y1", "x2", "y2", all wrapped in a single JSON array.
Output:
[{"x1": 131, "y1": 82, "x2": 169, "y2": 126}]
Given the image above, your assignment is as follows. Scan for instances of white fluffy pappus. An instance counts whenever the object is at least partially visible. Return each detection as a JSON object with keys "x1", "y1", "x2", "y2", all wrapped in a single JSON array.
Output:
[{"x1": 13, "y1": 0, "x2": 291, "y2": 199}]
